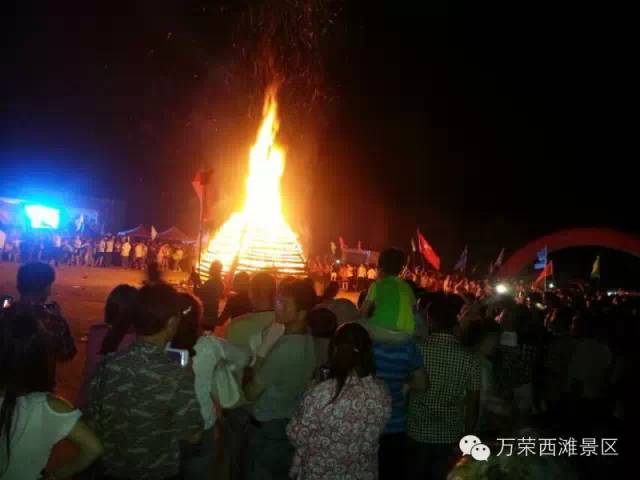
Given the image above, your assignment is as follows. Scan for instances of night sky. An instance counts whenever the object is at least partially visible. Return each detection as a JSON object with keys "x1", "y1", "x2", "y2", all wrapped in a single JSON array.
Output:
[{"x1": 1, "y1": 2, "x2": 635, "y2": 284}]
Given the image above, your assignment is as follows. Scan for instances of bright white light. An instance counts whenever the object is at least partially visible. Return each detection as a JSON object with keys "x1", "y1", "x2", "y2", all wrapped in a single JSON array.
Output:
[
  {"x1": 548, "y1": 282, "x2": 555, "y2": 289},
  {"x1": 496, "y1": 283, "x2": 509, "y2": 294},
  {"x1": 25, "y1": 205, "x2": 60, "y2": 229}
]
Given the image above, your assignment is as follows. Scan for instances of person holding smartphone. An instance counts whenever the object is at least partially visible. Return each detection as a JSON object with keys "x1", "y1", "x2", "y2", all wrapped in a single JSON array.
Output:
[
  {"x1": 12, "y1": 262, "x2": 77, "y2": 391},
  {"x1": 86, "y1": 284, "x2": 203, "y2": 480}
]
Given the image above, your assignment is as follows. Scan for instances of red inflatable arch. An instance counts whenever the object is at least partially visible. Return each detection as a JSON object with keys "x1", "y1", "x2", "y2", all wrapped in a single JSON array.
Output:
[{"x1": 498, "y1": 228, "x2": 640, "y2": 277}]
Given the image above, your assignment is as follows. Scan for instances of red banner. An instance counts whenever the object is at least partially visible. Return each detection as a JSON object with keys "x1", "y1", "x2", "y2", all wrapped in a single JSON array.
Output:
[{"x1": 417, "y1": 228, "x2": 441, "y2": 271}]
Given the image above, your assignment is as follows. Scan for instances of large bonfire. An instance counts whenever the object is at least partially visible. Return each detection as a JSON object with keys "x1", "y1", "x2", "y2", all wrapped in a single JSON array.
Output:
[{"x1": 198, "y1": 88, "x2": 306, "y2": 279}]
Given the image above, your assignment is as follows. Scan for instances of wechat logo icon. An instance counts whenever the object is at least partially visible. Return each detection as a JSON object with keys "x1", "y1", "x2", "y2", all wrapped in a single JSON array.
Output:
[{"x1": 459, "y1": 435, "x2": 491, "y2": 462}]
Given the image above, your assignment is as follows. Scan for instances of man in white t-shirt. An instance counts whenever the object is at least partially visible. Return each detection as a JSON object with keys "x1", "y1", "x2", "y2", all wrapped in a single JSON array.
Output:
[
  {"x1": 367, "y1": 265, "x2": 378, "y2": 288},
  {"x1": 105, "y1": 236, "x2": 115, "y2": 267},
  {"x1": 346, "y1": 264, "x2": 355, "y2": 291},
  {"x1": 0, "y1": 229, "x2": 6, "y2": 261},
  {"x1": 330, "y1": 267, "x2": 338, "y2": 282},
  {"x1": 134, "y1": 242, "x2": 145, "y2": 270},
  {"x1": 72, "y1": 237, "x2": 82, "y2": 266},
  {"x1": 96, "y1": 238, "x2": 106, "y2": 267},
  {"x1": 120, "y1": 239, "x2": 132, "y2": 269},
  {"x1": 3, "y1": 240, "x2": 14, "y2": 262}
]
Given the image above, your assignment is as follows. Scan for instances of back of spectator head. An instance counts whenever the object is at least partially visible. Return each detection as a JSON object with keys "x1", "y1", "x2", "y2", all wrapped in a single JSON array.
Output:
[
  {"x1": 378, "y1": 248, "x2": 405, "y2": 277},
  {"x1": 17, "y1": 262, "x2": 55, "y2": 302}
]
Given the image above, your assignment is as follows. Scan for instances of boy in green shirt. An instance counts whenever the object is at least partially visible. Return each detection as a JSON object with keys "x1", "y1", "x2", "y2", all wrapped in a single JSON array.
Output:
[{"x1": 361, "y1": 248, "x2": 416, "y2": 334}]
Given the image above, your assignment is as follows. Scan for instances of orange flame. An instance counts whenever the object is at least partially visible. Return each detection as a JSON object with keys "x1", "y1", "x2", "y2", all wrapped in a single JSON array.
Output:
[
  {"x1": 244, "y1": 89, "x2": 285, "y2": 224},
  {"x1": 198, "y1": 87, "x2": 306, "y2": 277}
]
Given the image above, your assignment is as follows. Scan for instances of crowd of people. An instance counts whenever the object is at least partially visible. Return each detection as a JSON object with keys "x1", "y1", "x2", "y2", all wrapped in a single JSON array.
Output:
[
  {"x1": 0, "y1": 230, "x2": 193, "y2": 272},
  {"x1": 0, "y1": 247, "x2": 628, "y2": 479},
  {"x1": 308, "y1": 260, "x2": 378, "y2": 291},
  {"x1": 308, "y1": 260, "x2": 505, "y2": 298}
]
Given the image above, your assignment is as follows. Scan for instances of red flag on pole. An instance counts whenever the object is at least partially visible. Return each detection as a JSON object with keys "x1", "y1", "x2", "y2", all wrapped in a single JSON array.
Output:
[
  {"x1": 534, "y1": 260, "x2": 554, "y2": 286},
  {"x1": 192, "y1": 169, "x2": 213, "y2": 220},
  {"x1": 417, "y1": 228, "x2": 441, "y2": 271}
]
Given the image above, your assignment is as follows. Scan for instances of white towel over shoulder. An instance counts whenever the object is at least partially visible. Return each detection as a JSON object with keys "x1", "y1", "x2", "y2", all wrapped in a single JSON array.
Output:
[{"x1": 193, "y1": 335, "x2": 251, "y2": 425}]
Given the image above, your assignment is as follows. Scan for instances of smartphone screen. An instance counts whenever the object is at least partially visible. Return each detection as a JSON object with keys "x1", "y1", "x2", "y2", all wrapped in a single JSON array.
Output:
[{"x1": 165, "y1": 348, "x2": 189, "y2": 367}]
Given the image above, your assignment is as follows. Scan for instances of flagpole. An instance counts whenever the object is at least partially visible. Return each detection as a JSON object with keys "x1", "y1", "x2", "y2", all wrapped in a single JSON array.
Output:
[{"x1": 197, "y1": 184, "x2": 206, "y2": 271}]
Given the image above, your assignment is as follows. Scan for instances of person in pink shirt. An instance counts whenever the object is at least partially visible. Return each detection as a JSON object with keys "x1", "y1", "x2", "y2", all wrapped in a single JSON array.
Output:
[{"x1": 76, "y1": 284, "x2": 138, "y2": 409}]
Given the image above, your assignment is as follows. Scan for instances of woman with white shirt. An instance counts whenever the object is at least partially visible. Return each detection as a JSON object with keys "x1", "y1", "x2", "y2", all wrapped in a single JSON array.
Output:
[{"x1": 0, "y1": 307, "x2": 103, "y2": 479}]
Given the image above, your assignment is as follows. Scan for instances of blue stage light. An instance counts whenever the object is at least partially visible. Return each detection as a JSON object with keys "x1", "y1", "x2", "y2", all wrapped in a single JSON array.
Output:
[{"x1": 25, "y1": 205, "x2": 60, "y2": 229}]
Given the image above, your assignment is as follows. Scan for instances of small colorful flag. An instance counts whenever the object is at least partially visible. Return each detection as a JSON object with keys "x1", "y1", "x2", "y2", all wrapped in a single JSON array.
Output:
[
  {"x1": 591, "y1": 256, "x2": 601, "y2": 279},
  {"x1": 534, "y1": 246, "x2": 548, "y2": 270},
  {"x1": 417, "y1": 228, "x2": 441, "y2": 271},
  {"x1": 338, "y1": 236, "x2": 347, "y2": 251},
  {"x1": 454, "y1": 245, "x2": 468, "y2": 272},
  {"x1": 534, "y1": 260, "x2": 554, "y2": 286},
  {"x1": 494, "y1": 248, "x2": 505, "y2": 267},
  {"x1": 151, "y1": 226, "x2": 158, "y2": 240}
]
